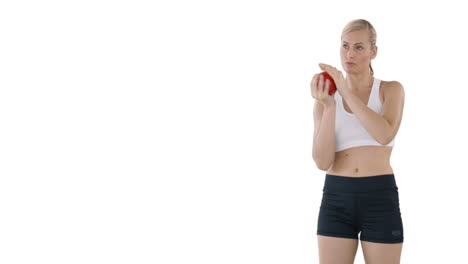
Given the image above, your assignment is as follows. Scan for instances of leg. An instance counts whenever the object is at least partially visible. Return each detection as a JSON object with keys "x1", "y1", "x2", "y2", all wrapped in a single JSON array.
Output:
[
  {"x1": 361, "y1": 240, "x2": 403, "y2": 264},
  {"x1": 317, "y1": 235, "x2": 358, "y2": 264}
]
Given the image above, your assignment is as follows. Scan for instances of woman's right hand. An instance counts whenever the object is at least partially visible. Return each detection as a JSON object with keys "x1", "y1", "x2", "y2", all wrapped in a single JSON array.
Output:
[{"x1": 310, "y1": 73, "x2": 335, "y2": 106}]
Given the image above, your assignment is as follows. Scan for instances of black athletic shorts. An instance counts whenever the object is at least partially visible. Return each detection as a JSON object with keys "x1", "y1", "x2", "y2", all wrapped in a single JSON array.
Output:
[{"x1": 317, "y1": 174, "x2": 404, "y2": 244}]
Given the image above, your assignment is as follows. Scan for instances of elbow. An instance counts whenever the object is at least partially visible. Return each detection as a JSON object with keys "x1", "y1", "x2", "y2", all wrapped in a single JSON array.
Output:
[
  {"x1": 313, "y1": 156, "x2": 334, "y2": 171},
  {"x1": 378, "y1": 134, "x2": 394, "y2": 145},
  {"x1": 312, "y1": 143, "x2": 336, "y2": 171},
  {"x1": 377, "y1": 139, "x2": 389, "y2": 145},
  {"x1": 317, "y1": 161, "x2": 333, "y2": 171}
]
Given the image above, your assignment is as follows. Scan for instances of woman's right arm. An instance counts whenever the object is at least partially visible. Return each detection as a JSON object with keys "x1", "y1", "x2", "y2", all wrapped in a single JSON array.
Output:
[{"x1": 312, "y1": 100, "x2": 336, "y2": 171}]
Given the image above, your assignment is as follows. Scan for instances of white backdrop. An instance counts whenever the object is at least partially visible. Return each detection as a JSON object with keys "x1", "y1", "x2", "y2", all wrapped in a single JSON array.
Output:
[{"x1": 1, "y1": 0, "x2": 466, "y2": 263}]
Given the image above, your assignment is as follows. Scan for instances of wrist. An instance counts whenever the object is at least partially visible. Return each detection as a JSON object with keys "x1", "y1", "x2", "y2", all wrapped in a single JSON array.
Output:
[{"x1": 322, "y1": 100, "x2": 336, "y2": 109}]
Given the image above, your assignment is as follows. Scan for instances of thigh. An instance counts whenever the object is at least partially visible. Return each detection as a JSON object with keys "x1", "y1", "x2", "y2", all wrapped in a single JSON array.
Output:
[
  {"x1": 361, "y1": 240, "x2": 403, "y2": 264},
  {"x1": 359, "y1": 188, "x2": 404, "y2": 244},
  {"x1": 317, "y1": 235, "x2": 358, "y2": 264},
  {"x1": 317, "y1": 191, "x2": 360, "y2": 239}
]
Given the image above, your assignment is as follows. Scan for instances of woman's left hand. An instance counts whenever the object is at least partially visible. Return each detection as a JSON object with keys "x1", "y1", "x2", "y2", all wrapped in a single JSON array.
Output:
[{"x1": 319, "y1": 63, "x2": 347, "y2": 95}]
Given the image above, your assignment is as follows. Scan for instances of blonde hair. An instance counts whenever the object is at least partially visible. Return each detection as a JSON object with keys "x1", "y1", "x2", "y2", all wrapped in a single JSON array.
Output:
[{"x1": 341, "y1": 19, "x2": 377, "y2": 75}]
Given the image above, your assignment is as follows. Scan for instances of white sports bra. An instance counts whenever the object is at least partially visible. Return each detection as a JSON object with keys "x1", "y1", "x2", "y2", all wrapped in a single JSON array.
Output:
[{"x1": 334, "y1": 77, "x2": 395, "y2": 152}]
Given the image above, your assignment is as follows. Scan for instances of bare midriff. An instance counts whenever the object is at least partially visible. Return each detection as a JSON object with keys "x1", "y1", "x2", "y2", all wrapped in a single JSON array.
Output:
[{"x1": 326, "y1": 145, "x2": 394, "y2": 177}]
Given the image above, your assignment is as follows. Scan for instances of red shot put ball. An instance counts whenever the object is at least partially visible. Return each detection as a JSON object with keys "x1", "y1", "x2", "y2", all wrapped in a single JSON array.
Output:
[{"x1": 319, "y1": 71, "x2": 337, "y2": 96}]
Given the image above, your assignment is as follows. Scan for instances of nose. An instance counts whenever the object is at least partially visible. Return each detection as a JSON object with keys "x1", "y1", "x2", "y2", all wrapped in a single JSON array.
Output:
[{"x1": 347, "y1": 49, "x2": 355, "y2": 59}]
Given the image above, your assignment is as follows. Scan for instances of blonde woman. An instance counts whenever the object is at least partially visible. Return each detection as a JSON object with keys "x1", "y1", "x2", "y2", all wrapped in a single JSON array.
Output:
[{"x1": 311, "y1": 19, "x2": 405, "y2": 264}]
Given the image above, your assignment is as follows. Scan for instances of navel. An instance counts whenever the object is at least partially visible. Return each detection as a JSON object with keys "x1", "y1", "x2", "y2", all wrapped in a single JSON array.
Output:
[{"x1": 354, "y1": 168, "x2": 359, "y2": 173}]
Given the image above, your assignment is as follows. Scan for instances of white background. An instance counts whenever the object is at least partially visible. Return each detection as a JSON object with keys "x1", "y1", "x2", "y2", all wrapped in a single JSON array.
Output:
[{"x1": 0, "y1": 0, "x2": 466, "y2": 263}]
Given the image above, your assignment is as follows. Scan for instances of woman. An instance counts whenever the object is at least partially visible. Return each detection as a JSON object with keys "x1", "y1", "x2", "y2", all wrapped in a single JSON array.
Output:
[{"x1": 310, "y1": 19, "x2": 405, "y2": 264}]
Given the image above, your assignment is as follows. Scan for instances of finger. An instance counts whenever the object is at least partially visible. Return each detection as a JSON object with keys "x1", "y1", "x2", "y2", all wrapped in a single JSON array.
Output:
[
  {"x1": 319, "y1": 63, "x2": 328, "y2": 71},
  {"x1": 328, "y1": 65, "x2": 338, "y2": 72},
  {"x1": 312, "y1": 74, "x2": 319, "y2": 89},
  {"x1": 321, "y1": 77, "x2": 328, "y2": 96},
  {"x1": 326, "y1": 70, "x2": 337, "y2": 81},
  {"x1": 325, "y1": 79, "x2": 330, "y2": 94},
  {"x1": 312, "y1": 73, "x2": 318, "y2": 85},
  {"x1": 316, "y1": 75, "x2": 323, "y2": 98},
  {"x1": 318, "y1": 74, "x2": 324, "y2": 93},
  {"x1": 311, "y1": 74, "x2": 318, "y2": 98},
  {"x1": 314, "y1": 74, "x2": 320, "y2": 92}
]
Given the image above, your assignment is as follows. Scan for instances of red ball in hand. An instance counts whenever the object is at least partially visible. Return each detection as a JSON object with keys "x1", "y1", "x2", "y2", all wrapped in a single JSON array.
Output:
[{"x1": 319, "y1": 71, "x2": 337, "y2": 96}]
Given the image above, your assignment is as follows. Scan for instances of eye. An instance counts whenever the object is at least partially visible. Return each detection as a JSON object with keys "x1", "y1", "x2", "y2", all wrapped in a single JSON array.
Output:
[
  {"x1": 342, "y1": 44, "x2": 348, "y2": 48},
  {"x1": 357, "y1": 46, "x2": 363, "y2": 50}
]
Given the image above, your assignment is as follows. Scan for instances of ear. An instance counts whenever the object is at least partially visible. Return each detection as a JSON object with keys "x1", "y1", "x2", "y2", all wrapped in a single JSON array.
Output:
[{"x1": 370, "y1": 45, "x2": 378, "y2": 59}]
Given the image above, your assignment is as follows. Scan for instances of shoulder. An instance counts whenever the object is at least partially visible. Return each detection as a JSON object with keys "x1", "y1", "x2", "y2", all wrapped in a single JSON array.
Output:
[{"x1": 381, "y1": 80, "x2": 405, "y2": 100}]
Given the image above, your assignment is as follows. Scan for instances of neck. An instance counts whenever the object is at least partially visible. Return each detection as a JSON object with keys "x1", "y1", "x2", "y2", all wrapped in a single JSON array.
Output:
[{"x1": 345, "y1": 72, "x2": 374, "y2": 92}]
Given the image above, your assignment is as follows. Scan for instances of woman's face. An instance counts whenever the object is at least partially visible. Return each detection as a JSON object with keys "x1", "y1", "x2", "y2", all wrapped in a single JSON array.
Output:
[{"x1": 340, "y1": 29, "x2": 377, "y2": 74}]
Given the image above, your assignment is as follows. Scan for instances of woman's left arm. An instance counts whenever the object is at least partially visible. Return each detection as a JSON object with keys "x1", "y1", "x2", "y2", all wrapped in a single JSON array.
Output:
[{"x1": 341, "y1": 81, "x2": 405, "y2": 145}]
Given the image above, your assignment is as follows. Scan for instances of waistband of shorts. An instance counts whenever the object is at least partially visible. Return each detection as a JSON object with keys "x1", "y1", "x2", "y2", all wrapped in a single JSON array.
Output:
[{"x1": 323, "y1": 174, "x2": 398, "y2": 193}]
